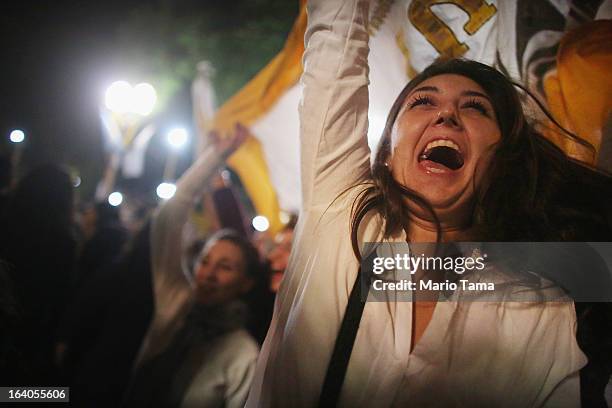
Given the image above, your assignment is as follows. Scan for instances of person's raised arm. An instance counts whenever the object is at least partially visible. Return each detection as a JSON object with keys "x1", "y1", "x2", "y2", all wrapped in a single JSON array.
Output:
[
  {"x1": 151, "y1": 124, "x2": 247, "y2": 286},
  {"x1": 300, "y1": 0, "x2": 371, "y2": 211},
  {"x1": 143, "y1": 124, "x2": 247, "y2": 359}
]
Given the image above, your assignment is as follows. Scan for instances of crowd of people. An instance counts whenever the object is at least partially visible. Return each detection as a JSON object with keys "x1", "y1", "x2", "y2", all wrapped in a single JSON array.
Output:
[
  {"x1": 0, "y1": 126, "x2": 296, "y2": 407},
  {"x1": 1, "y1": 1, "x2": 612, "y2": 407}
]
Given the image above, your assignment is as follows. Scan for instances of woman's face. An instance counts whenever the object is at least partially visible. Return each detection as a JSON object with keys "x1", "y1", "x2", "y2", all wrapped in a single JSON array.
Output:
[
  {"x1": 389, "y1": 74, "x2": 501, "y2": 224},
  {"x1": 193, "y1": 240, "x2": 253, "y2": 306}
]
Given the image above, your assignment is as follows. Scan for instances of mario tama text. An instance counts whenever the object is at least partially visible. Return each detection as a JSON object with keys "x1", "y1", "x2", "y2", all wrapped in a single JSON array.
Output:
[{"x1": 372, "y1": 278, "x2": 494, "y2": 292}]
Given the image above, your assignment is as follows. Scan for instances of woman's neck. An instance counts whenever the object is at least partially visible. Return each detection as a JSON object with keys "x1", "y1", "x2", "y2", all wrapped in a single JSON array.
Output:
[{"x1": 406, "y1": 215, "x2": 472, "y2": 242}]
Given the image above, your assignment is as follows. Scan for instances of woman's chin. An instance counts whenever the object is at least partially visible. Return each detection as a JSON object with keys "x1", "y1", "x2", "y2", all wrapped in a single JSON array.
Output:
[
  {"x1": 403, "y1": 186, "x2": 473, "y2": 222},
  {"x1": 195, "y1": 291, "x2": 221, "y2": 306},
  {"x1": 409, "y1": 181, "x2": 468, "y2": 207}
]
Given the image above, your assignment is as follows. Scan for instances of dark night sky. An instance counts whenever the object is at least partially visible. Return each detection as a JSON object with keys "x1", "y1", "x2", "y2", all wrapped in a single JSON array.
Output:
[
  {"x1": 0, "y1": 1, "x2": 297, "y2": 202},
  {"x1": 0, "y1": 0, "x2": 153, "y2": 198}
]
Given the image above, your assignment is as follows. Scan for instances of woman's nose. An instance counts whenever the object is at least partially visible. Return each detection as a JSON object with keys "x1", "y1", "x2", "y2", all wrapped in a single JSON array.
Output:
[
  {"x1": 196, "y1": 265, "x2": 217, "y2": 283},
  {"x1": 434, "y1": 109, "x2": 461, "y2": 129}
]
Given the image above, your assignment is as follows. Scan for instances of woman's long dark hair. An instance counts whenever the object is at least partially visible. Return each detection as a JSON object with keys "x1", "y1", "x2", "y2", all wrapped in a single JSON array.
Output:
[
  {"x1": 348, "y1": 59, "x2": 612, "y2": 406},
  {"x1": 349, "y1": 58, "x2": 612, "y2": 259}
]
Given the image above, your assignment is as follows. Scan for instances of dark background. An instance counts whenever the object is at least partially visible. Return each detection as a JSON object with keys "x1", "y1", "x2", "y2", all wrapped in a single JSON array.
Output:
[{"x1": 0, "y1": 0, "x2": 298, "y2": 202}]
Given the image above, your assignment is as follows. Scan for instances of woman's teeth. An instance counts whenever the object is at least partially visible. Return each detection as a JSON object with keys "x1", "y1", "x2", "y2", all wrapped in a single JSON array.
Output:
[{"x1": 424, "y1": 139, "x2": 460, "y2": 152}]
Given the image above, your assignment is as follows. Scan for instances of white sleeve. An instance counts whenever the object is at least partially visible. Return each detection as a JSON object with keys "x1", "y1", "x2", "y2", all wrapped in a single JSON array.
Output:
[
  {"x1": 140, "y1": 146, "x2": 224, "y2": 362},
  {"x1": 541, "y1": 371, "x2": 581, "y2": 407},
  {"x1": 225, "y1": 347, "x2": 258, "y2": 408},
  {"x1": 246, "y1": 1, "x2": 372, "y2": 406},
  {"x1": 299, "y1": 0, "x2": 372, "y2": 212},
  {"x1": 150, "y1": 145, "x2": 221, "y2": 297}
]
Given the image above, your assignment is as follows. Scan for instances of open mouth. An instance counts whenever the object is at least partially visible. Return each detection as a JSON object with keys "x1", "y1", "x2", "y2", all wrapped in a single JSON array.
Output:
[{"x1": 418, "y1": 140, "x2": 464, "y2": 170}]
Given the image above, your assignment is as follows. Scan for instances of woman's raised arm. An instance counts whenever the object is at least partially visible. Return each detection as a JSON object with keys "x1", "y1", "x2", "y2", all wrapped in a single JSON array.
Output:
[
  {"x1": 142, "y1": 125, "x2": 247, "y2": 361},
  {"x1": 300, "y1": 0, "x2": 372, "y2": 211}
]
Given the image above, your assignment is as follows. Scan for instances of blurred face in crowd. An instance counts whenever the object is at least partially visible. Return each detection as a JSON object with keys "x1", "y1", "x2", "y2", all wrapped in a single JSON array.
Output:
[
  {"x1": 388, "y1": 74, "x2": 501, "y2": 226},
  {"x1": 268, "y1": 228, "x2": 294, "y2": 293},
  {"x1": 193, "y1": 239, "x2": 254, "y2": 306}
]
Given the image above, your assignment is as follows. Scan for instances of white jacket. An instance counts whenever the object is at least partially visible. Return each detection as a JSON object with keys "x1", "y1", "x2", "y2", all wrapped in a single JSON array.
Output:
[{"x1": 246, "y1": 1, "x2": 586, "y2": 407}]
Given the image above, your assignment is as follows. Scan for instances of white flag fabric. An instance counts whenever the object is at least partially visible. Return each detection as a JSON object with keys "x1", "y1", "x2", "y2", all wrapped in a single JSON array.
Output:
[{"x1": 122, "y1": 124, "x2": 156, "y2": 178}]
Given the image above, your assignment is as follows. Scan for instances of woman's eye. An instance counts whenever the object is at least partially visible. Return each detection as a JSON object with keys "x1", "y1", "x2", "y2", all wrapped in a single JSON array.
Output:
[
  {"x1": 462, "y1": 99, "x2": 489, "y2": 116},
  {"x1": 219, "y1": 263, "x2": 234, "y2": 271},
  {"x1": 408, "y1": 95, "x2": 434, "y2": 109}
]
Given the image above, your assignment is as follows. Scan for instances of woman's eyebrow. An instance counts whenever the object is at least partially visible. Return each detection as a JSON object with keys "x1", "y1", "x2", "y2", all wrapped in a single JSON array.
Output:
[
  {"x1": 410, "y1": 85, "x2": 438, "y2": 95},
  {"x1": 462, "y1": 90, "x2": 491, "y2": 102}
]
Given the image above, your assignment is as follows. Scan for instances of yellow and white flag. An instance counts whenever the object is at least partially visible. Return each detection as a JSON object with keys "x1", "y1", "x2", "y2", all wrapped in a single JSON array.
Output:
[{"x1": 203, "y1": 0, "x2": 611, "y2": 234}]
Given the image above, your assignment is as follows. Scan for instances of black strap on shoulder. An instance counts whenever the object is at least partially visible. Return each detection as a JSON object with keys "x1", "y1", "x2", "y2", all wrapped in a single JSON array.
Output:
[{"x1": 318, "y1": 268, "x2": 366, "y2": 407}]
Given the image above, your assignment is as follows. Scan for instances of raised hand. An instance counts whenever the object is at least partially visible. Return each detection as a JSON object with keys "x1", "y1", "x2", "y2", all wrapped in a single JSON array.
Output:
[{"x1": 208, "y1": 122, "x2": 249, "y2": 160}]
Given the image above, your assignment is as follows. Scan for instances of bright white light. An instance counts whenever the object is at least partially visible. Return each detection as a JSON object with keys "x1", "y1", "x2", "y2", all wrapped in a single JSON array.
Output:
[
  {"x1": 105, "y1": 81, "x2": 156, "y2": 115},
  {"x1": 252, "y1": 215, "x2": 270, "y2": 232},
  {"x1": 132, "y1": 83, "x2": 157, "y2": 115},
  {"x1": 156, "y1": 182, "x2": 176, "y2": 199},
  {"x1": 73, "y1": 176, "x2": 81, "y2": 188},
  {"x1": 9, "y1": 129, "x2": 25, "y2": 143},
  {"x1": 108, "y1": 191, "x2": 123, "y2": 206},
  {"x1": 105, "y1": 81, "x2": 132, "y2": 113},
  {"x1": 167, "y1": 128, "x2": 188, "y2": 149}
]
